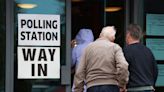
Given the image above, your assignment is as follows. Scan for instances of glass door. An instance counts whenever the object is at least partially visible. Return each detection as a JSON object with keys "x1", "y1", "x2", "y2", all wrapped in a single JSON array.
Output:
[{"x1": 71, "y1": 0, "x2": 126, "y2": 46}]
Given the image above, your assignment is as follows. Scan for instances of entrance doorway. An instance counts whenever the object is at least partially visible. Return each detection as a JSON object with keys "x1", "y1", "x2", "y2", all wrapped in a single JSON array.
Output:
[
  {"x1": 72, "y1": 0, "x2": 126, "y2": 47},
  {"x1": 71, "y1": 0, "x2": 126, "y2": 87}
]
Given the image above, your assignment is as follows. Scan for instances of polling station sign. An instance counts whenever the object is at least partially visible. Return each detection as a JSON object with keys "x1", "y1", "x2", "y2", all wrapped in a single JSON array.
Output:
[
  {"x1": 18, "y1": 47, "x2": 60, "y2": 79},
  {"x1": 18, "y1": 14, "x2": 60, "y2": 46},
  {"x1": 17, "y1": 14, "x2": 60, "y2": 79}
]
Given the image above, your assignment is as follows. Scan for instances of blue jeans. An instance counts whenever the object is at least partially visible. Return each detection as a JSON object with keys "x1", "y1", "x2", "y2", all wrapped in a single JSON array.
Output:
[{"x1": 87, "y1": 85, "x2": 119, "y2": 92}]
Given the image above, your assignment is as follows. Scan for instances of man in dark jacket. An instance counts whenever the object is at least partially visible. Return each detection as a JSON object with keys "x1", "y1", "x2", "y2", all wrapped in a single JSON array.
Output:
[{"x1": 123, "y1": 24, "x2": 158, "y2": 92}]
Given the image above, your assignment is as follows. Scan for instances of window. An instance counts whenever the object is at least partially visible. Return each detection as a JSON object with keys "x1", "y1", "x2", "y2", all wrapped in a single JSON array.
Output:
[
  {"x1": 144, "y1": 0, "x2": 164, "y2": 89},
  {"x1": 14, "y1": 0, "x2": 66, "y2": 92}
]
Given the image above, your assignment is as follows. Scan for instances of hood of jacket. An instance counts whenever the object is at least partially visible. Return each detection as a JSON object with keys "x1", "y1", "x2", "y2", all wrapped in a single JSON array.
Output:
[{"x1": 75, "y1": 28, "x2": 94, "y2": 44}]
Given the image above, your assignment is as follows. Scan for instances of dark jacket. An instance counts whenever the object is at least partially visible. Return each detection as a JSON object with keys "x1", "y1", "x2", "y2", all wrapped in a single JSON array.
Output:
[{"x1": 123, "y1": 43, "x2": 158, "y2": 88}]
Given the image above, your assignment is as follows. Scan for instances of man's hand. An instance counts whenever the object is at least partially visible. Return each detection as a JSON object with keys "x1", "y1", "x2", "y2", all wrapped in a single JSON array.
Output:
[{"x1": 120, "y1": 86, "x2": 127, "y2": 92}]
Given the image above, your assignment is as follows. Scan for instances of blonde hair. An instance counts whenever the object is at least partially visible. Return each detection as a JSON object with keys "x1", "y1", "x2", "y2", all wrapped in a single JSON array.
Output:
[{"x1": 100, "y1": 26, "x2": 116, "y2": 41}]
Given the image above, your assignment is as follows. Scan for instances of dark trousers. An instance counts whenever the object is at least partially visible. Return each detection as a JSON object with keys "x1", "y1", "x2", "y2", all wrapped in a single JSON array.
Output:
[
  {"x1": 87, "y1": 85, "x2": 119, "y2": 92},
  {"x1": 128, "y1": 90, "x2": 154, "y2": 92}
]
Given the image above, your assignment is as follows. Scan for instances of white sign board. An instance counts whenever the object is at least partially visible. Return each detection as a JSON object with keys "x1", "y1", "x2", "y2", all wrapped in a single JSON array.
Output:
[
  {"x1": 18, "y1": 14, "x2": 60, "y2": 46},
  {"x1": 17, "y1": 14, "x2": 61, "y2": 79},
  {"x1": 18, "y1": 47, "x2": 60, "y2": 79}
]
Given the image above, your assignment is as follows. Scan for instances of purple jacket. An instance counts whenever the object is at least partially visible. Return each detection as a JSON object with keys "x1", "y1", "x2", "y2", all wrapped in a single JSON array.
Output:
[{"x1": 72, "y1": 29, "x2": 94, "y2": 69}]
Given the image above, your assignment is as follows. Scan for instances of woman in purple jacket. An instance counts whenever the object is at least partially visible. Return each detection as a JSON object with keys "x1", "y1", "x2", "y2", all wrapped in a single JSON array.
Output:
[{"x1": 72, "y1": 28, "x2": 94, "y2": 92}]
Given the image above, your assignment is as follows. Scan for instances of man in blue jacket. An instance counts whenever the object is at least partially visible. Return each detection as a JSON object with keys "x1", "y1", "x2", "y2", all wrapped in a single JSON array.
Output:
[{"x1": 123, "y1": 24, "x2": 158, "y2": 92}]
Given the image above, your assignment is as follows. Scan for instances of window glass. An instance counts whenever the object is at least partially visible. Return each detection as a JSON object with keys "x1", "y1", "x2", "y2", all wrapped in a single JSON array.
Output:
[
  {"x1": 144, "y1": 0, "x2": 164, "y2": 88},
  {"x1": 14, "y1": 0, "x2": 66, "y2": 92}
]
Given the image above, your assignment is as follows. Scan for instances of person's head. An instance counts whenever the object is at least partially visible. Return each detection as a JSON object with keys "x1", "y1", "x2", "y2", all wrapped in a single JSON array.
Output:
[
  {"x1": 126, "y1": 24, "x2": 143, "y2": 44},
  {"x1": 100, "y1": 26, "x2": 116, "y2": 42},
  {"x1": 75, "y1": 28, "x2": 94, "y2": 44}
]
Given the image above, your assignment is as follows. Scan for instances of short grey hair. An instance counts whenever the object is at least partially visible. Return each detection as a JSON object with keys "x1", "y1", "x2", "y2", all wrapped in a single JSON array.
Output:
[
  {"x1": 127, "y1": 24, "x2": 143, "y2": 40},
  {"x1": 100, "y1": 26, "x2": 116, "y2": 41}
]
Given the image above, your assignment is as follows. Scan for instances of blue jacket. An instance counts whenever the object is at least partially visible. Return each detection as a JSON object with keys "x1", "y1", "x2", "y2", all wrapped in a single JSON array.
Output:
[{"x1": 72, "y1": 29, "x2": 94, "y2": 69}]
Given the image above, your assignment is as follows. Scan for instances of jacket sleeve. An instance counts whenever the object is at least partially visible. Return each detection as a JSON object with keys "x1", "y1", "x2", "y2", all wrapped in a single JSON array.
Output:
[
  {"x1": 73, "y1": 49, "x2": 87, "y2": 92},
  {"x1": 72, "y1": 48, "x2": 77, "y2": 68},
  {"x1": 114, "y1": 44, "x2": 129, "y2": 88}
]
